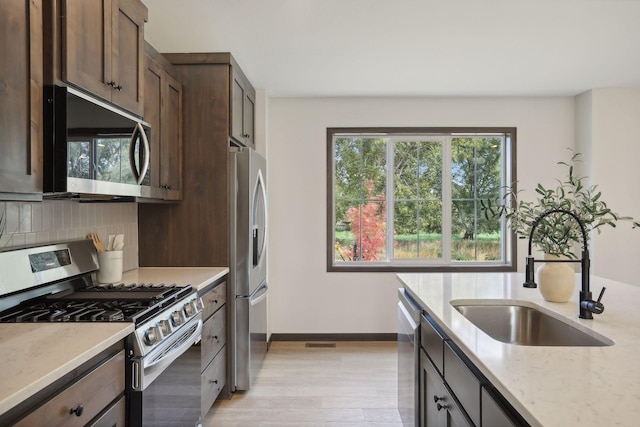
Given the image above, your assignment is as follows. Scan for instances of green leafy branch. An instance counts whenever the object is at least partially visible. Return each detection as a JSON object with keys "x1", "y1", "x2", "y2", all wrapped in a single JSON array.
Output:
[{"x1": 482, "y1": 149, "x2": 640, "y2": 259}]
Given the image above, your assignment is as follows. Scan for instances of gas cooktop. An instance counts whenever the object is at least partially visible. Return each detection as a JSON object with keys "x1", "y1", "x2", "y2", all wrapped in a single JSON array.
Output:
[{"x1": 0, "y1": 283, "x2": 194, "y2": 325}]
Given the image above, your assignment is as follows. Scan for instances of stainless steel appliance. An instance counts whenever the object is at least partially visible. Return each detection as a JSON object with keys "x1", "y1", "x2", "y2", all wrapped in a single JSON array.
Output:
[
  {"x1": 398, "y1": 288, "x2": 420, "y2": 427},
  {"x1": 229, "y1": 147, "x2": 268, "y2": 391},
  {"x1": 0, "y1": 240, "x2": 203, "y2": 427},
  {"x1": 43, "y1": 85, "x2": 163, "y2": 199}
]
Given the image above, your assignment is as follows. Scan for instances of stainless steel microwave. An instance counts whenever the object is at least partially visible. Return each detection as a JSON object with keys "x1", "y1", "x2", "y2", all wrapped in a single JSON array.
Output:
[{"x1": 44, "y1": 85, "x2": 161, "y2": 199}]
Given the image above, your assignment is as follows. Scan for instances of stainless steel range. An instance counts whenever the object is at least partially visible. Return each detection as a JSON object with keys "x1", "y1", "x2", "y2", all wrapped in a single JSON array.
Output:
[{"x1": 0, "y1": 239, "x2": 203, "y2": 427}]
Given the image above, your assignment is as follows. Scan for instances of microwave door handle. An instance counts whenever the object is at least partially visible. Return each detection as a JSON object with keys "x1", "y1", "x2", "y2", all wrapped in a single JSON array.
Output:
[{"x1": 129, "y1": 122, "x2": 150, "y2": 185}]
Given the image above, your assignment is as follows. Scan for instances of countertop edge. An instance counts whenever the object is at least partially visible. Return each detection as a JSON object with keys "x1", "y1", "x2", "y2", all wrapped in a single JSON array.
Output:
[{"x1": 0, "y1": 323, "x2": 134, "y2": 417}]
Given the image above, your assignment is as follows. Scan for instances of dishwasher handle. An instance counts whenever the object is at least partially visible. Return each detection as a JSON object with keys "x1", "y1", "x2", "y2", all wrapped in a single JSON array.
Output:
[{"x1": 398, "y1": 288, "x2": 421, "y2": 324}]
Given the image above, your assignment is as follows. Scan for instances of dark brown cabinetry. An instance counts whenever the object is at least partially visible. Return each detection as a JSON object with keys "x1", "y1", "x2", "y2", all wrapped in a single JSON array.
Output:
[
  {"x1": 144, "y1": 43, "x2": 183, "y2": 201},
  {"x1": 419, "y1": 314, "x2": 526, "y2": 426},
  {"x1": 0, "y1": 0, "x2": 43, "y2": 200},
  {"x1": 138, "y1": 53, "x2": 254, "y2": 267},
  {"x1": 231, "y1": 68, "x2": 256, "y2": 149},
  {"x1": 51, "y1": 0, "x2": 147, "y2": 116},
  {"x1": 4, "y1": 344, "x2": 126, "y2": 427},
  {"x1": 199, "y1": 277, "x2": 229, "y2": 416}
]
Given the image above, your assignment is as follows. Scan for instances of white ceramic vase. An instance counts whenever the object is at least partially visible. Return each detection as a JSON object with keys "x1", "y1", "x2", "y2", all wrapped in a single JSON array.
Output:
[{"x1": 537, "y1": 253, "x2": 575, "y2": 303}]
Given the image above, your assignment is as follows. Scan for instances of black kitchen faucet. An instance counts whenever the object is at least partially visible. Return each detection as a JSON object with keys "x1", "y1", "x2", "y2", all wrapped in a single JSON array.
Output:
[{"x1": 523, "y1": 207, "x2": 605, "y2": 319}]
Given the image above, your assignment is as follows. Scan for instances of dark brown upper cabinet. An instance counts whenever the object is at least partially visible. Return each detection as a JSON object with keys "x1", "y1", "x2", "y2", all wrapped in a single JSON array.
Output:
[
  {"x1": 231, "y1": 68, "x2": 256, "y2": 149},
  {"x1": 0, "y1": 0, "x2": 44, "y2": 200},
  {"x1": 55, "y1": 0, "x2": 147, "y2": 116},
  {"x1": 144, "y1": 43, "x2": 183, "y2": 201}
]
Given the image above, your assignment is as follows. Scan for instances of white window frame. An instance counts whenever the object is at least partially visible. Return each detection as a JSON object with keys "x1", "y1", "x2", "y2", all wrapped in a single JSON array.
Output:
[{"x1": 327, "y1": 127, "x2": 517, "y2": 273}]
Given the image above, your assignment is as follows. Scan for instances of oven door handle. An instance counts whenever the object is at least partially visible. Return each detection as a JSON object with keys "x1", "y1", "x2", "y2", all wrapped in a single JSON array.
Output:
[
  {"x1": 144, "y1": 318, "x2": 202, "y2": 369},
  {"x1": 132, "y1": 316, "x2": 203, "y2": 392}
]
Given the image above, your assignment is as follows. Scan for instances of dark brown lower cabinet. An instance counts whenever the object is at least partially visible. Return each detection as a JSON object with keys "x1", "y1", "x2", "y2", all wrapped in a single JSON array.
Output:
[
  {"x1": 418, "y1": 313, "x2": 528, "y2": 426},
  {"x1": 420, "y1": 349, "x2": 472, "y2": 427},
  {"x1": 199, "y1": 277, "x2": 229, "y2": 417},
  {"x1": 3, "y1": 344, "x2": 125, "y2": 427}
]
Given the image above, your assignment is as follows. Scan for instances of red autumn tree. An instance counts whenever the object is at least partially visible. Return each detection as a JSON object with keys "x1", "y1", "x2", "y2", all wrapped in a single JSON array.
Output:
[{"x1": 345, "y1": 180, "x2": 386, "y2": 261}]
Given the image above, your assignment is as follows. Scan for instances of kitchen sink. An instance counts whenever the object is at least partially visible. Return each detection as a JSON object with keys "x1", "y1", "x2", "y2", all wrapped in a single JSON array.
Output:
[{"x1": 451, "y1": 300, "x2": 614, "y2": 347}]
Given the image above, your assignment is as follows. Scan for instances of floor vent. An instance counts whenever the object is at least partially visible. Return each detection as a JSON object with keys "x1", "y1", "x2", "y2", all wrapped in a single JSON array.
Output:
[{"x1": 305, "y1": 342, "x2": 336, "y2": 348}]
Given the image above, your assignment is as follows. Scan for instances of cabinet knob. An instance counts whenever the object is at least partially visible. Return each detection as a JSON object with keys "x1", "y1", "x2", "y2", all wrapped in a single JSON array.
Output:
[
  {"x1": 106, "y1": 81, "x2": 116, "y2": 88},
  {"x1": 436, "y1": 403, "x2": 448, "y2": 411},
  {"x1": 116, "y1": 85, "x2": 123, "y2": 91},
  {"x1": 433, "y1": 395, "x2": 443, "y2": 403},
  {"x1": 69, "y1": 404, "x2": 84, "y2": 417},
  {"x1": 209, "y1": 379, "x2": 218, "y2": 384},
  {"x1": 242, "y1": 133, "x2": 250, "y2": 138}
]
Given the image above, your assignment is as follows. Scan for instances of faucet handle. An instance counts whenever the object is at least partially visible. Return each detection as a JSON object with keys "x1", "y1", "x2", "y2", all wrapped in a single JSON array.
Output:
[{"x1": 581, "y1": 286, "x2": 606, "y2": 315}]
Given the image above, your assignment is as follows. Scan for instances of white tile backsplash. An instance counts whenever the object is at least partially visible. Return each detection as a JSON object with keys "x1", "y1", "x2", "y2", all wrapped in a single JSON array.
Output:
[{"x1": 0, "y1": 200, "x2": 139, "y2": 271}]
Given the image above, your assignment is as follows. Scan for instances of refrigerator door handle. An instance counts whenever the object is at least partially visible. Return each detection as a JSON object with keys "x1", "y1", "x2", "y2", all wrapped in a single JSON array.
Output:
[
  {"x1": 250, "y1": 281, "x2": 268, "y2": 306},
  {"x1": 236, "y1": 280, "x2": 268, "y2": 301}
]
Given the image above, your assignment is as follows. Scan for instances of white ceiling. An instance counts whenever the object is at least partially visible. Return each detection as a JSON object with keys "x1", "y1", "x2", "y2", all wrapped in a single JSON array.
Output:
[{"x1": 143, "y1": 0, "x2": 640, "y2": 97}]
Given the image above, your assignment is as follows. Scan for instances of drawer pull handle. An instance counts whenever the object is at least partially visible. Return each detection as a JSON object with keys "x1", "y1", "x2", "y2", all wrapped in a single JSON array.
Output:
[
  {"x1": 70, "y1": 405, "x2": 84, "y2": 417},
  {"x1": 436, "y1": 403, "x2": 448, "y2": 411}
]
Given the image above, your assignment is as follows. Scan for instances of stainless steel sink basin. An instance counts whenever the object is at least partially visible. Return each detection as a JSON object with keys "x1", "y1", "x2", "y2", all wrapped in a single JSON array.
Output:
[{"x1": 451, "y1": 300, "x2": 614, "y2": 346}]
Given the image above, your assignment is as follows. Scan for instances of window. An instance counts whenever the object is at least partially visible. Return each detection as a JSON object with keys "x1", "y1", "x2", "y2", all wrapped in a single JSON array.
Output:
[{"x1": 327, "y1": 127, "x2": 516, "y2": 272}]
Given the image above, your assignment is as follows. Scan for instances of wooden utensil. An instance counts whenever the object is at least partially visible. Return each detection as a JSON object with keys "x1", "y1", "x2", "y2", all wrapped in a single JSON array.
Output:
[{"x1": 87, "y1": 233, "x2": 105, "y2": 252}]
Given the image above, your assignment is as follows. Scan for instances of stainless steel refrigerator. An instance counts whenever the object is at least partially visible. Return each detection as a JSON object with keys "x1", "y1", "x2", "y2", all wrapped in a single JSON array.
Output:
[{"x1": 229, "y1": 147, "x2": 268, "y2": 391}]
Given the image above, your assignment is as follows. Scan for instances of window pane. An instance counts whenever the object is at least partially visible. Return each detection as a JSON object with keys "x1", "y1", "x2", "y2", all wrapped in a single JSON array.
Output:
[
  {"x1": 452, "y1": 200, "x2": 502, "y2": 261},
  {"x1": 334, "y1": 137, "x2": 387, "y2": 262},
  {"x1": 394, "y1": 200, "x2": 442, "y2": 259},
  {"x1": 394, "y1": 140, "x2": 442, "y2": 260}
]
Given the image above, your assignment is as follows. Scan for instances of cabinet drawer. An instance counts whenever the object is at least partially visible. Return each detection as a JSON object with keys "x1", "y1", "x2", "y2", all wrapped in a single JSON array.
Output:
[
  {"x1": 87, "y1": 396, "x2": 125, "y2": 427},
  {"x1": 201, "y1": 345, "x2": 226, "y2": 415},
  {"x1": 482, "y1": 387, "x2": 519, "y2": 427},
  {"x1": 202, "y1": 305, "x2": 226, "y2": 371},
  {"x1": 201, "y1": 281, "x2": 226, "y2": 320},
  {"x1": 444, "y1": 342, "x2": 480, "y2": 426},
  {"x1": 421, "y1": 314, "x2": 445, "y2": 374},
  {"x1": 15, "y1": 350, "x2": 125, "y2": 427}
]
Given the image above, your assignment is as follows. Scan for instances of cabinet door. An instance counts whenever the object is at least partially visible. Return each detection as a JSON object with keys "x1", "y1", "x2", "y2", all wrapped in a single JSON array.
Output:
[
  {"x1": 143, "y1": 55, "x2": 162, "y2": 190},
  {"x1": 110, "y1": 0, "x2": 145, "y2": 115},
  {"x1": 243, "y1": 90, "x2": 255, "y2": 148},
  {"x1": 231, "y1": 72, "x2": 245, "y2": 142},
  {"x1": 0, "y1": 0, "x2": 43, "y2": 198},
  {"x1": 161, "y1": 72, "x2": 183, "y2": 200},
  {"x1": 481, "y1": 387, "x2": 518, "y2": 427},
  {"x1": 420, "y1": 349, "x2": 445, "y2": 426},
  {"x1": 231, "y1": 69, "x2": 255, "y2": 148},
  {"x1": 62, "y1": 0, "x2": 113, "y2": 101}
]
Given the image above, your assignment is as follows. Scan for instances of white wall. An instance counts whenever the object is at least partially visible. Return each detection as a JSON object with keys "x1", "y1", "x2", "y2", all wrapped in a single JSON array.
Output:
[
  {"x1": 586, "y1": 89, "x2": 640, "y2": 284},
  {"x1": 267, "y1": 96, "x2": 575, "y2": 334}
]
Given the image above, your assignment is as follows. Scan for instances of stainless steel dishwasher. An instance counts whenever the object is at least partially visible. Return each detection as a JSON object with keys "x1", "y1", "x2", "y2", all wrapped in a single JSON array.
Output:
[{"x1": 398, "y1": 288, "x2": 421, "y2": 427}]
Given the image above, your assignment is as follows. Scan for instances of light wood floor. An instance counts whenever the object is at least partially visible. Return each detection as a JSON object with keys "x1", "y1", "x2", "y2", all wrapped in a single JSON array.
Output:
[{"x1": 203, "y1": 341, "x2": 402, "y2": 427}]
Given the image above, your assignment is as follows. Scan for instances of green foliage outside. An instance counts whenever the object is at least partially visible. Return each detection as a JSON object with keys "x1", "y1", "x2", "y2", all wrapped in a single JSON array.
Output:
[{"x1": 334, "y1": 134, "x2": 504, "y2": 262}]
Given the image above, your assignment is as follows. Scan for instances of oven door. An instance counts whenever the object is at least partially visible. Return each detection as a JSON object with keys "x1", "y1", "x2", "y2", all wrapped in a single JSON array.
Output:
[{"x1": 128, "y1": 314, "x2": 203, "y2": 427}]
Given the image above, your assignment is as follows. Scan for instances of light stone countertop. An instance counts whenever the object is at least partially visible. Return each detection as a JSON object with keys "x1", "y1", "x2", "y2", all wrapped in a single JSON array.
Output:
[
  {"x1": 0, "y1": 322, "x2": 133, "y2": 417},
  {"x1": 121, "y1": 267, "x2": 229, "y2": 291},
  {"x1": 398, "y1": 272, "x2": 640, "y2": 427},
  {"x1": 0, "y1": 267, "x2": 228, "y2": 419}
]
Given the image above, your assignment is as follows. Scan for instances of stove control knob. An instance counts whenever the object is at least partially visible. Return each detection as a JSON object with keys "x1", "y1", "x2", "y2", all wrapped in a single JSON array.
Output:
[
  {"x1": 171, "y1": 310, "x2": 185, "y2": 326},
  {"x1": 184, "y1": 300, "x2": 197, "y2": 317},
  {"x1": 158, "y1": 319, "x2": 172, "y2": 336},
  {"x1": 144, "y1": 326, "x2": 161, "y2": 346}
]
